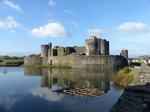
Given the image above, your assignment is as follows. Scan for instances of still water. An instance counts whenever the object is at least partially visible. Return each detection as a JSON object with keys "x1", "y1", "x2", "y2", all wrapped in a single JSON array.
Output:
[{"x1": 0, "y1": 67, "x2": 124, "y2": 112}]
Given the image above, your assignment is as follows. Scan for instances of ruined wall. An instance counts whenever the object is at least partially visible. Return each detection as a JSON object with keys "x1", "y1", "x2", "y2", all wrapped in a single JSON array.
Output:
[
  {"x1": 24, "y1": 57, "x2": 49, "y2": 65},
  {"x1": 120, "y1": 50, "x2": 128, "y2": 59},
  {"x1": 48, "y1": 55, "x2": 73, "y2": 65},
  {"x1": 57, "y1": 47, "x2": 65, "y2": 56},
  {"x1": 25, "y1": 55, "x2": 128, "y2": 68},
  {"x1": 73, "y1": 46, "x2": 85, "y2": 55},
  {"x1": 71, "y1": 55, "x2": 128, "y2": 68},
  {"x1": 42, "y1": 57, "x2": 49, "y2": 65},
  {"x1": 24, "y1": 57, "x2": 42, "y2": 65},
  {"x1": 47, "y1": 55, "x2": 128, "y2": 68},
  {"x1": 65, "y1": 47, "x2": 73, "y2": 55}
]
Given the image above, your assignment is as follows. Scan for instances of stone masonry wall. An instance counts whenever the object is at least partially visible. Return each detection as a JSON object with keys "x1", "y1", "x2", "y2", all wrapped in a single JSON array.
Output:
[
  {"x1": 110, "y1": 64, "x2": 150, "y2": 112},
  {"x1": 48, "y1": 55, "x2": 128, "y2": 68},
  {"x1": 110, "y1": 83, "x2": 150, "y2": 112},
  {"x1": 25, "y1": 55, "x2": 128, "y2": 68},
  {"x1": 130, "y1": 64, "x2": 150, "y2": 86},
  {"x1": 24, "y1": 57, "x2": 42, "y2": 65}
]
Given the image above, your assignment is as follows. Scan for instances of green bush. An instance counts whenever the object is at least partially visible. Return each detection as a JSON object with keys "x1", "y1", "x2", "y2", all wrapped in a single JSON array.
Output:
[
  {"x1": 119, "y1": 75, "x2": 134, "y2": 86},
  {"x1": 111, "y1": 67, "x2": 139, "y2": 87},
  {"x1": 111, "y1": 74, "x2": 124, "y2": 85},
  {"x1": 122, "y1": 66, "x2": 130, "y2": 74}
]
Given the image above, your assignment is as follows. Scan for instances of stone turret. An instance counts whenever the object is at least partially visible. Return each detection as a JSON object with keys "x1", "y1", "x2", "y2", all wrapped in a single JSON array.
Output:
[
  {"x1": 41, "y1": 42, "x2": 52, "y2": 57},
  {"x1": 85, "y1": 36, "x2": 99, "y2": 56},
  {"x1": 85, "y1": 36, "x2": 109, "y2": 56},
  {"x1": 120, "y1": 50, "x2": 128, "y2": 59}
]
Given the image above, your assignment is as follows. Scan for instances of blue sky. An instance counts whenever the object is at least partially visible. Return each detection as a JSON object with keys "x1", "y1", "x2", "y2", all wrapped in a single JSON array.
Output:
[{"x1": 0, "y1": 0, "x2": 150, "y2": 58}]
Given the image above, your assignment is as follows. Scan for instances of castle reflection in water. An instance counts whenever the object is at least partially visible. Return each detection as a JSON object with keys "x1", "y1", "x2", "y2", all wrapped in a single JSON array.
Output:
[{"x1": 24, "y1": 67, "x2": 117, "y2": 93}]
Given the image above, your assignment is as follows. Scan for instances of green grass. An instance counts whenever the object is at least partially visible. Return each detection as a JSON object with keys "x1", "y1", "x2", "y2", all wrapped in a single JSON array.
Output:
[
  {"x1": 3, "y1": 60, "x2": 24, "y2": 62},
  {"x1": 128, "y1": 68, "x2": 140, "y2": 75},
  {"x1": 20, "y1": 64, "x2": 71, "y2": 68},
  {"x1": 111, "y1": 67, "x2": 140, "y2": 86}
]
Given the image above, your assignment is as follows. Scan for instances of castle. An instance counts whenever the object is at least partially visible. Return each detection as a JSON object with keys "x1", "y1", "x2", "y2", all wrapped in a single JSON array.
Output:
[{"x1": 24, "y1": 36, "x2": 128, "y2": 68}]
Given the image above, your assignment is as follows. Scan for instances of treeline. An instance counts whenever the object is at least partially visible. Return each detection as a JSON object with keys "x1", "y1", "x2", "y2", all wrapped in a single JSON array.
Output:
[
  {"x1": 129, "y1": 62, "x2": 141, "y2": 67},
  {"x1": 1, "y1": 54, "x2": 41, "y2": 60},
  {"x1": 2, "y1": 55, "x2": 25, "y2": 60},
  {"x1": 28, "y1": 54, "x2": 41, "y2": 57}
]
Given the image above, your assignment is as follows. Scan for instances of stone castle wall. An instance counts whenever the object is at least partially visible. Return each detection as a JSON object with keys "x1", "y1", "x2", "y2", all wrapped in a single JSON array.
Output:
[
  {"x1": 25, "y1": 55, "x2": 128, "y2": 68},
  {"x1": 48, "y1": 55, "x2": 128, "y2": 68},
  {"x1": 110, "y1": 64, "x2": 150, "y2": 112},
  {"x1": 24, "y1": 57, "x2": 42, "y2": 65},
  {"x1": 70, "y1": 55, "x2": 128, "y2": 68},
  {"x1": 24, "y1": 57, "x2": 49, "y2": 65}
]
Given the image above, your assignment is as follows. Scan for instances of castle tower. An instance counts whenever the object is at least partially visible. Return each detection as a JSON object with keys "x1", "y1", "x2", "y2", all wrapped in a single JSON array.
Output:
[
  {"x1": 101, "y1": 39, "x2": 106, "y2": 55},
  {"x1": 120, "y1": 50, "x2": 128, "y2": 59},
  {"x1": 48, "y1": 43, "x2": 52, "y2": 49},
  {"x1": 85, "y1": 36, "x2": 99, "y2": 56},
  {"x1": 105, "y1": 41, "x2": 109, "y2": 55},
  {"x1": 85, "y1": 36, "x2": 109, "y2": 56},
  {"x1": 41, "y1": 45, "x2": 49, "y2": 57}
]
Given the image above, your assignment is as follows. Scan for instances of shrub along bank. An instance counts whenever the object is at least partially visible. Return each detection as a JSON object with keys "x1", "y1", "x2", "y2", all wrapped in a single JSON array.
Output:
[{"x1": 111, "y1": 67, "x2": 140, "y2": 86}]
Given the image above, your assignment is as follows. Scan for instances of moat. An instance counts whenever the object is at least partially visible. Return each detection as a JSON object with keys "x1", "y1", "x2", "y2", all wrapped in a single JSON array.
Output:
[{"x1": 0, "y1": 67, "x2": 124, "y2": 112}]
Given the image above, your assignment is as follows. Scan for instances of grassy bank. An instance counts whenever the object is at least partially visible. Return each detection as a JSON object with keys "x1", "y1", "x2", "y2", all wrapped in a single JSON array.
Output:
[
  {"x1": 20, "y1": 64, "x2": 71, "y2": 68},
  {"x1": 111, "y1": 67, "x2": 140, "y2": 86},
  {"x1": 3, "y1": 60, "x2": 24, "y2": 62},
  {"x1": 0, "y1": 59, "x2": 24, "y2": 66}
]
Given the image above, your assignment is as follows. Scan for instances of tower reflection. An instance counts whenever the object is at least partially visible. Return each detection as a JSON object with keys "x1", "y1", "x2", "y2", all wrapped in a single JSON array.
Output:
[{"x1": 24, "y1": 67, "x2": 117, "y2": 93}]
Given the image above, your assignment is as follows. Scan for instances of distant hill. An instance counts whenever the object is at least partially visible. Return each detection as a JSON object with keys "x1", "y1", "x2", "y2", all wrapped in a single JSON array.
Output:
[{"x1": 133, "y1": 55, "x2": 150, "y2": 60}]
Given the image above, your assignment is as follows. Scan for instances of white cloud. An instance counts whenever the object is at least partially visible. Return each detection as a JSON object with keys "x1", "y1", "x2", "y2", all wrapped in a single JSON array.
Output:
[
  {"x1": 10, "y1": 30, "x2": 16, "y2": 33},
  {"x1": 63, "y1": 10, "x2": 74, "y2": 14},
  {"x1": 0, "y1": 16, "x2": 22, "y2": 29},
  {"x1": 29, "y1": 23, "x2": 73, "y2": 38},
  {"x1": 0, "y1": 96, "x2": 20, "y2": 110},
  {"x1": 87, "y1": 29, "x2": 109, "y2": 37},
  {"x1": 48, "y1": 0, "x2": 56, "y2": 7},
  {"x1": 5, "y1": 0, "x2": 21, "y2": 12},
  {"x1": 69, "y1": 21, "x2": 79, "y2": 28},
  {"x1": 114, "y1": 22, "x2": 149, "y2": 35},
  {"x1": 28, "y1": 86, "x2": 63, "y2": 102}
]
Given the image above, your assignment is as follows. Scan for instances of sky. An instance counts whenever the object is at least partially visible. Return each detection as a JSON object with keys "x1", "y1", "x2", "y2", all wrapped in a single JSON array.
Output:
[{"x1": 0, "y1": 0, "x2": 150, "y2": 58}]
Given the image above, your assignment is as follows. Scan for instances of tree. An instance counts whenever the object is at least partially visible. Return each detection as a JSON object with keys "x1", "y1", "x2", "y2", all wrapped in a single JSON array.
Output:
[
  {"x1": 3, "y1": 55, "x2": 9, "y2": 60},
  {"x1": 11, "y1": 56, "x2": 18, "y2": 60},
  {"x1": 28, "y1": 54, "x2": 41, "y2": 57}
]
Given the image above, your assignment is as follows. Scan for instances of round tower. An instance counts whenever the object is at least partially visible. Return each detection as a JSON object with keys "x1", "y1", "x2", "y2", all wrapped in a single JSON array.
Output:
[
  {"x1": 41, "y1": 45, "x2": 49, "y2": 57},
  {"x1": 85, "y1": 37, "x2": 98, "y2": 56},
  {"x1": 101, "y1": 39, "x2": 106, "y2": 55}
]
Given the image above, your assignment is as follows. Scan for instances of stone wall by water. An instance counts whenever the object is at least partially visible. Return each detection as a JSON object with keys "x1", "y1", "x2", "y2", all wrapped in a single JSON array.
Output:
[
  {"x1": 110, "y1": 83, "x2": 150, "y2": 112},
  {"x1": 130, "y1": 64, "x2": 150, "y2": 86},
  {"x1": 110, "y1": 64, "x2": 150, "y2": 112},
  {"x1": 25, "y1": 55, "x2": 128, "y2": 68}
]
